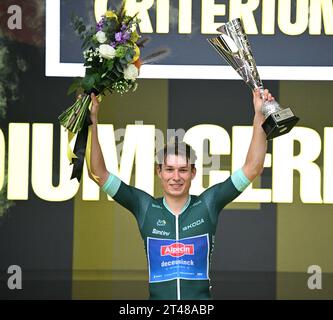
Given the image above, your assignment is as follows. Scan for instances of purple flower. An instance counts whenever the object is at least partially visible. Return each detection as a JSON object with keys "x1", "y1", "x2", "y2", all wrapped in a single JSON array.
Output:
[
  {"x1": 96, "y1": 17, "x2": 105, "y2": 31},
  {"x1": 123, "y1": 31, "x2": 131, "y2": 41},
  {"x1": 115, "y1": 30, "x2": 131, "y2": 44},
  {"x1": 115, "y1": 32, "x2": 123, "y2": 42},
  {"x1": 110, "y1": 41, "x2": 116, "y2": 48},
  {"x1": 121, "y1": 23, "x2": 127, "y2": 32}
]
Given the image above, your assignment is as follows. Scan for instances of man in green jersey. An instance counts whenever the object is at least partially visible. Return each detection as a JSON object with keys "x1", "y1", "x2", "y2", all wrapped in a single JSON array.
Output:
[{"x1": 88, "y1": 88, "x2": 275, "y2": 300}]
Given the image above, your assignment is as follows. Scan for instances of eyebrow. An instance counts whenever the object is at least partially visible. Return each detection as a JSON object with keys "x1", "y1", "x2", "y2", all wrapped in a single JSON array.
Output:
[{"x1": 164, "y1": 166, "x2": 189, "y2": 169}]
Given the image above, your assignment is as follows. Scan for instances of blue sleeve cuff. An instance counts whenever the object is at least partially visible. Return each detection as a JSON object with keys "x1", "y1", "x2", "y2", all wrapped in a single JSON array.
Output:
[
  {"x1": 231, "y1": 168, "x2": 251, "y2": 192},
  {"x1": 102, "y1": 173, "x2": 121, "y2": 197}
]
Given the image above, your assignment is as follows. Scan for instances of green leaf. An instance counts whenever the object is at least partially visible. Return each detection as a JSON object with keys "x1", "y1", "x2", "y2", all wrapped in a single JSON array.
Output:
[
  {"x1": 125, "y1": 50, "x2": 134, "y2": 62},
  {"x1": 92, "y1": 73, "x2": 101, "y2": 84},
  {"x1": 125, "y1": 55, "x2": 133, "y2": 63},
  {"x1": 81, "y1": 74, "x2": 96, "y2": 90},
  {"x1": 115, "y1": 63, "x2": 123, "y2": 73},
  {"x1": 81, "y1": 37, "x2": 91, "y2": 49},
  {"x1": 78, "y1": 25, "x2": 86, "y2": 34},
  {"x1": 67, "y1": 78, "x2": 82, "y2": 95},
  {"x1": 106, "y1": 59, "x2": 114, "y2": 69}
]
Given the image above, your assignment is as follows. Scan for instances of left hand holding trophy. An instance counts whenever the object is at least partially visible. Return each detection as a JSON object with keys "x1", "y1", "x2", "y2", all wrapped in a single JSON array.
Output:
[{"x1": 207, "y1": 18, "x2": 299, "y2": 140}]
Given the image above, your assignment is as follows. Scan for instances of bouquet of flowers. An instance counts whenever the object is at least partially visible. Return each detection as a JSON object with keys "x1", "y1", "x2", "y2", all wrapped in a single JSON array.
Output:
[
  {"x1": 58, "y1": 2, "x2": 142, "y2": 134},
  {"x1": 58, "y1": 1, "x2": 146, "y2": 182},
  {"x1": 59, "y1": 1, "x2": 167, "y2": 182}
]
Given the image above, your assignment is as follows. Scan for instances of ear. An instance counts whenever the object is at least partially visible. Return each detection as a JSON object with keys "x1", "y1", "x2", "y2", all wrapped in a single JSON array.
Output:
[
  {"x1": 191, "y1": 167, "x2": 196, "y2": 180},
  {"x1": 156, "y1": 165, "x2": 162, "y2": 178}
]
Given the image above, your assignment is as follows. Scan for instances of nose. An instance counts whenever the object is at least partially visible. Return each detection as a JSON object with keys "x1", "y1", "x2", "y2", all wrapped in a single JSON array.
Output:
[{"x1": 173, "y1": 170, "x2": 181, "y2": 181}]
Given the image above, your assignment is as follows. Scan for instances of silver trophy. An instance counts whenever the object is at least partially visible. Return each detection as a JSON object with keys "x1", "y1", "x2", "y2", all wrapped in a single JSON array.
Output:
[{"x1": 207, "y1": 18, "x2": 299, "y2": 140}]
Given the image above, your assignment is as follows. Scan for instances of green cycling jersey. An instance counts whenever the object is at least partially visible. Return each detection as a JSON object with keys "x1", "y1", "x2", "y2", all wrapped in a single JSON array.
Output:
[{"x1": 102, "y1": 169, "x2": 250, "y2": 300}]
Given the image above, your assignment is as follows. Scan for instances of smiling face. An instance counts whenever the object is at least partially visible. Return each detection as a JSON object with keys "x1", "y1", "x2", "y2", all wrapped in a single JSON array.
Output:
[{"x1": 157, "y1": 154, "x2": 196, "y2": 198}]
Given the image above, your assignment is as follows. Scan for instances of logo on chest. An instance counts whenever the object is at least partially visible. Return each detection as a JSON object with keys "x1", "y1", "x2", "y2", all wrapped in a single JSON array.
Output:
[
  {"x1": 182, "y1": 218, "x2": 205, "y2": 231},
  {"x1": 156, "y1": 219, "x2": 166, "y2": 227},
  {"x1": 147, "y1": 234, "x2": 209, "y2": 283},
  {"x1": 152, "y1": 228, "x2": 170, "y2": 237},
  {"x1": 160, "y1": 242, "x2": 194, "y2": 257}
]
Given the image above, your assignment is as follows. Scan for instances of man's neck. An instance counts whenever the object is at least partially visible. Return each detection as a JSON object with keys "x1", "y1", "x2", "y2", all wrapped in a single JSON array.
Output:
[{"x1": 163, "y1": 193, "x2": 190, "y2": 216}]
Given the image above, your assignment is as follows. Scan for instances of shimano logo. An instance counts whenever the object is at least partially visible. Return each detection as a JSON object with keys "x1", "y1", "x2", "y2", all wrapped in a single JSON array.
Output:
[
  {"x1": 182, "y1": 218, "x2": 205, "y2": 231},
  {"x1": 152, "y1": 228, "x2": 170, "y2": 237}
]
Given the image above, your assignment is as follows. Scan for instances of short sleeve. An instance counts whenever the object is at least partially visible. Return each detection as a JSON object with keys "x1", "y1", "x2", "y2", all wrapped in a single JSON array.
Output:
[
  {"x1": 102, "y1": 173, "x2": 121, "y2": 196},
  {"x1": 230, "y1": 168, "x2": 251, "y2": 192},
  {"x1": 200, "y1": 169, "x2": 250, "y2": 225},
  {"x1": 102, "y1": 173, "x2": 153, "y2": 229}
]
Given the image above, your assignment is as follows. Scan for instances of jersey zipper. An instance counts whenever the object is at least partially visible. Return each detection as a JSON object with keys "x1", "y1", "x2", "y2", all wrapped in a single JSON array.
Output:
[
  {"x1": 176, "y1": 214, "x2": 180, "y2": 300},
  {"x1": 163, "y1": 196, "x2": 191, "y2": 300}
]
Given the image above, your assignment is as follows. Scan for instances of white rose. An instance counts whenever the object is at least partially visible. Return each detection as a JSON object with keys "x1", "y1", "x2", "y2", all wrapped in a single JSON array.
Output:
[
  {"x1": 123, "y1": 64, "x2": 139, "y2": 81},
  {"x1": 99, "y1": 44, "x2": 116, "y2": 60},
  {"x1": 96, "y1": 31, "x2": 107, "y2": 44}
]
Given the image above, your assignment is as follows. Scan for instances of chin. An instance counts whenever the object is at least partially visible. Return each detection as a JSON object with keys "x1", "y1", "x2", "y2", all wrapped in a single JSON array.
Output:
[{"x1": 168, "y1": 188, "x2": 187, "y2": 197}]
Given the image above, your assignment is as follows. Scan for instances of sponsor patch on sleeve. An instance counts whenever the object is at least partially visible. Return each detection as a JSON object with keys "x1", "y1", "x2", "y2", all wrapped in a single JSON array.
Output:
[{"x1": 147, "y1": 234, "x2": 209, "y2": 283}]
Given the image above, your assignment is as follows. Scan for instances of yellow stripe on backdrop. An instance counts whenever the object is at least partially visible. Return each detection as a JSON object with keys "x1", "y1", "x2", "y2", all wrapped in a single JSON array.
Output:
[
  {"x1": 277, "y1": 81, "x2": 333, "y2": 299},
  {"x1": 72, "y1": 79, "x2": 168, "y2": 299}
]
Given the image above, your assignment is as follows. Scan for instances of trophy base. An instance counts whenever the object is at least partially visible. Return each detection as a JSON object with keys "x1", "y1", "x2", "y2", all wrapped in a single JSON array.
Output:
[{"x1": 262, "y1": 108, "x2": 300, "y2": 140}]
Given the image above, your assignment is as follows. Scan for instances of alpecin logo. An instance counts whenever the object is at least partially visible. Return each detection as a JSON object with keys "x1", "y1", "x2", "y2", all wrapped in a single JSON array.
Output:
[{"x1": 160, "y1": 243, "x2": 194, "y2": 258}]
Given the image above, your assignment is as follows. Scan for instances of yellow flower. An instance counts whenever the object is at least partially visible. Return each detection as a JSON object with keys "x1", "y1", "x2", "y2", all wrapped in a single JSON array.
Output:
[
  {"x1": 130, "y1": 31, "x2": 140, "y2": 43},
  {"x1": 132, "y1": 44, "x2": 140, "y2": 62},
  {"x1": 105, "y1": 11, "x2": 117, "y2": 20}
]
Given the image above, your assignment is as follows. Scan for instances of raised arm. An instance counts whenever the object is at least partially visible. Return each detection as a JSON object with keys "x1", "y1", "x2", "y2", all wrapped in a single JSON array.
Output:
[
  {"x1": 89, "y1": 93, "x2": 109, "y2": 186},
  {"x1": 242, "y1": 89, "x2": 274, "y2": 181}
]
